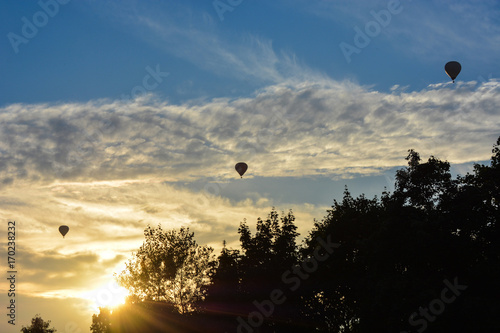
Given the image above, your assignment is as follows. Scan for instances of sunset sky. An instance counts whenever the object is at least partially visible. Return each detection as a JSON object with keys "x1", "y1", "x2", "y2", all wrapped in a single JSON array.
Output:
[{"x1": 1, "y1": 0, "x2": 500, "y2": 331}]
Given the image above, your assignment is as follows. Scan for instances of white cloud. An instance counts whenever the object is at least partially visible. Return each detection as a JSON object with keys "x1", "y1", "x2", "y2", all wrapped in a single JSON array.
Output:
[{"x1": 1, "y1": 79, "x2": 499, "y2": 186}]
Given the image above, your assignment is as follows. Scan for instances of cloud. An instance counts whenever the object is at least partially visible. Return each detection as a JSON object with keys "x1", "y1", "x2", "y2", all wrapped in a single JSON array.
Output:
[
  {"x1": 0, "y1": 177, "x2": 322, "y2": 249},
  {"x1": 1, "y1": 79, "x2": 499, "y2": 187},
  {"x1": 137, "y1": 18, "x2": 309, "y2": 84},
  {"x1": 18, "y1": 249, "x2": 125, "y2": 294},
  {"x1": 85, "y1": 0, "x2": 316, "y2": 86}
]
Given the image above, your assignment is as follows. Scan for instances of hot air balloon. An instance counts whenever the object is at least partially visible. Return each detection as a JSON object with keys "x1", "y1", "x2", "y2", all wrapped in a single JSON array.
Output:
[
  {"x1": 235, "y1": 162, "x2": 248, "y2": 178},
  {"x1": 59, "y1": 225, "x2": 69, "y2": 238},
  {"x1": 445, "y1": 61, "x2": 461, "y2": 83}
]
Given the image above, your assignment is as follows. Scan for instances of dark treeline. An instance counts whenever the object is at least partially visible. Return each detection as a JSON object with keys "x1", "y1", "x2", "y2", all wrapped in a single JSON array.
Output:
[{"x1": 90, "y1": 137, "x2": 500, "y2": 333}]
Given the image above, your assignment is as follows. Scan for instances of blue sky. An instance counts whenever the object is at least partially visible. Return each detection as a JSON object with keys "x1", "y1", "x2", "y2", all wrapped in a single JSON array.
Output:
[
  {"x1": 1, "y1": 0, "x2": 500, "y2": 332},
  {"x1": 2, "y1": 0, "x2": 498, "y2": 105}
]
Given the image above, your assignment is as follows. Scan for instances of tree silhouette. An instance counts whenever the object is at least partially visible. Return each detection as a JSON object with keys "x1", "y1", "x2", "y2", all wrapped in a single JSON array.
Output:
[
  {"x1": 300, "y1": 137, "x2": 500, "y2": 332},
  {"x1": 90, "y1": 307, "x2": 112, "y2": 333},
  {"x1": 21, "y1": 315, "x2": 56, "y2": 333},
  {"x1": 203, "y1": 209, "x2": 304, "y2": 332},
  {"x1": 393, "y1": 149, "x2": 454, "y2": 210},
  {"x1": 204, "y1": 240, "x2": 241, "y2": 305},
  {"x1": 116, "y1": 225, "x2": 215, "y2": 313}
]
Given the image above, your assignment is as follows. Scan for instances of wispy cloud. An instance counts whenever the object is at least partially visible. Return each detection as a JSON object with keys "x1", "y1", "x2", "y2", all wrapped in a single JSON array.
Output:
[
  {"x1": 85, "y1": 0, "x2": 316, "y2": 85},
  {"x1": 137, "y1": 18, "x2": 309, "y2": 84},
  {"x1": 387, "y1": 1, "x2": 500, "y2": 62},
  {"x1": 292, "y1": 0, "x2": 500, "y2": 64}
]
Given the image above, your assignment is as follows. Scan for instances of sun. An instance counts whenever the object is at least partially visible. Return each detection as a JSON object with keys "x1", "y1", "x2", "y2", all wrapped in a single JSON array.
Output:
[{"x1": 84, "y1": 281, "x2": 129, "y2": 312}]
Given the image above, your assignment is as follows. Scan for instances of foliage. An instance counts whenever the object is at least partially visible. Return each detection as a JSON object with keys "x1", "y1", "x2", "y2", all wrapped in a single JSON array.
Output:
[
  {"x1": 90, "y1": 307, "x2": 112, "y2": 333},
  {"x1": 116, "y1": 225, "x2": 215, "y2": 314},
  {"x1": 300, "y1": 137, "x2": 500, "y2": 332},
  {"x1": 21, "y1": 315, "x2": 56, "y2": 333},
  {"x1": 238, "y1": 208, "x2": 300, "y2": 290},
  {"x1": 203, "y1": 208, "x2": 304, "y2": 331}
]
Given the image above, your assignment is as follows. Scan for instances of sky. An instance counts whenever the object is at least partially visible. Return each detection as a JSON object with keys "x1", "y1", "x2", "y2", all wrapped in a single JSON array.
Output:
[{"x1": 1, "y1": 0, "x2": 500, "y2": 332}]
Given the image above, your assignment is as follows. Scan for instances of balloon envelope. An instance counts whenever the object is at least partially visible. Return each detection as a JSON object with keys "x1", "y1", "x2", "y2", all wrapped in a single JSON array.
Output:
[
  {"x1": 235, "y1": 162, "x2": 248, "y2": 178},
  {"x1": 59, "y1": 225, "x2": 69, "y2": 238},
  {"x1": 445, "y1": 61, "x2": 461, "y2": 82}
]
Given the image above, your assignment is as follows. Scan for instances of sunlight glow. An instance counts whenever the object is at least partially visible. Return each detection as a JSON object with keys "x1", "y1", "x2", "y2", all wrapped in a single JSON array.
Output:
[{"x1": 82, "y1": 281, "x2": 129, "y2": 312}]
